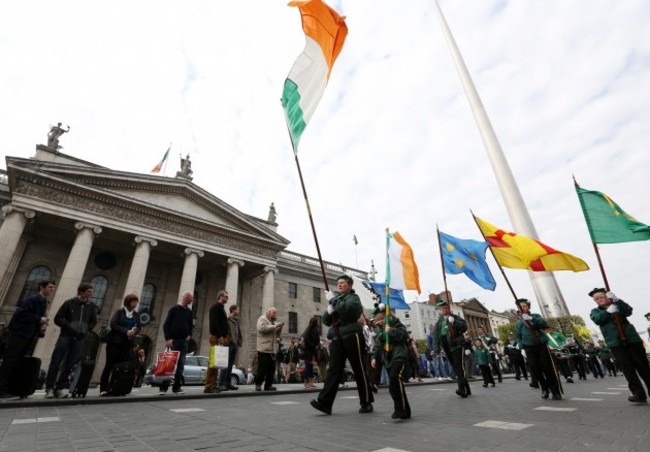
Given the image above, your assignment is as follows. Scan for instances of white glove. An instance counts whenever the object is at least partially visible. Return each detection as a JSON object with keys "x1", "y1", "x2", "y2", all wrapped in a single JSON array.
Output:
[
  {"x1": 325, "y1": 290, "x2": 335, "y2": 302},
  {"x1": 522, "y1": 314, "x2": 532, "y2": 321},
  {"x1": 327, "y1": 304, "x2": 335, "y2": 315},
  {"x1": 606, "y1": 304, "x2": 618, "y2": 314},
  {"x1": 447, "y1": 316, "x2": 455, "y2": 324},
  {"x1": 464, "y1": 349, "x2": 471, "y2": 356},
  {"x1": 606, "y1": 291, "x2": 619, "y2": 302}
]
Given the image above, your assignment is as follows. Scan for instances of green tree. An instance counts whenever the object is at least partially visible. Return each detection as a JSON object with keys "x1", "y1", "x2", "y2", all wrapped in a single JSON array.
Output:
[{"x1": 497, "y1": 324, "x2": 516, "y2": 345}]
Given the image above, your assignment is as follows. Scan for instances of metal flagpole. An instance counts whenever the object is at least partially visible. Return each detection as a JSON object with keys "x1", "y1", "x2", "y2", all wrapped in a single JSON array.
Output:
[{"x1": 163, "y1": 143, "x2": 171, "y2": 177}]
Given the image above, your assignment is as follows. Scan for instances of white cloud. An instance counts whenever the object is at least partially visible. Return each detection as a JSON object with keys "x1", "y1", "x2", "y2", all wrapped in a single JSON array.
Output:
[{"x1": 1, "y1": 0, "x2": 649, "y2": 331}]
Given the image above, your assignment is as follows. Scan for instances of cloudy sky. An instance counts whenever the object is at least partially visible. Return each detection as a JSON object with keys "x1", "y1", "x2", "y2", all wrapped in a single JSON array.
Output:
[{"x1": 1, "y1": 1, "x2": 649, "y2": 335}]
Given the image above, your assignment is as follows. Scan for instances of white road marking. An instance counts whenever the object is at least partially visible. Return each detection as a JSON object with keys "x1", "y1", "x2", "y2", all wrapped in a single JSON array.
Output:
[
  {"x1": 534, "y1": 406, "x2": 577, "y2": 412},
  {"x1": 607, "y1": 388, "x2": 624, "y2": 390},
  {"x1": 371, "y1": 448, "x2": 412, "y2": 452},
  {"x1": 474, "y1": 420, "x2": 533, "y2": 431},
  {"x1": 270, "y1": 401, "x2": 300, "y2": 405},
  {"x1": 12, "y1": 417, "x2": 60, "y2": 425},
  {"x1": 427, "y1": 388, "x2": 446, "y2": 391},
  {"x1": 342, "y1": 396, "x2": 359, "y2": 399},
  {"x1": 592, "y1": 392, "x2": 621, "y2": 395},
  {"x1": 570, "y1": 398, "x2": 603, "y2": 402},
  {"x1": 169, "y1": 408, "x2": 205, "y2": 413}
]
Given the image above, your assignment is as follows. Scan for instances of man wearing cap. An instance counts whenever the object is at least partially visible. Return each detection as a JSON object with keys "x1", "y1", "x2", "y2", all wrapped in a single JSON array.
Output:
[
  {"x1": 431, "y1": 300, "x2": 471, "y2": 398},
  {"x1": 589, "y1": 288, "x2": 650, "y2": 403},
  {"x1": 514, "y1": 298, "x2": 562, "y2": 400},
  {"x1": 310, "y1": 275, "x2": 374, "y2": 415}
]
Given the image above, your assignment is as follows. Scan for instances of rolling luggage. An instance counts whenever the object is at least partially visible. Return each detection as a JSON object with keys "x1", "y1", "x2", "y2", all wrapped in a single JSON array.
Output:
[
  {"x1": 69, "y1": 359, "x2": 95, "y2": 398},
  {"x1": 107, "y1": 362, "x2": 135, "y2": 396},
  {"x1": 8, "y1": 356, "x2": 42, "y2": 398}
]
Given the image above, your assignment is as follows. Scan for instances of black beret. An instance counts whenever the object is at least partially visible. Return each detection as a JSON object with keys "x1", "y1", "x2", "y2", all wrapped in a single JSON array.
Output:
[
  {"x1": 336, "y1": 274, "x2": 353, "y2": 285},
  {"x1": 516, "y1": 298, "x2": 530, "y2": 305},
  {"x1": 588, "y1": 288, "x2": 606, "y2": 297}
]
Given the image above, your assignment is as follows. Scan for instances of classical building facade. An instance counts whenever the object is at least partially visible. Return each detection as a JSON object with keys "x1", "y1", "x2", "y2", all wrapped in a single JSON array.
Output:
[
  {"x1": 0, "y1": 145, "x2": 366, "y2": 379},
  {"x1": 456, "y1": 297, "x2": 493, "y2": 338}
]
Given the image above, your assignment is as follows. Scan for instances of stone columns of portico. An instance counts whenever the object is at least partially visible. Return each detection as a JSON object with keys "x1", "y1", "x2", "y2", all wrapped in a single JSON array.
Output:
[
  {"x1": 261, "y1": 266, "x2": 277, "y2": 313},
  {"x1": 177, "y1": 248, "x2": 204, "y2": 303},
  {"x1": 122, "y1": 236, "x2": 158, "y2": 299},
  {"x1": 225, "y1": 258, "x2": 244, "y2": 305},
  {"x1": 34, "y1": 221, "x2": 102, "y2": 365},
  {"x1": 0, "y1": 205, "x2": 35, "y2": 283}
]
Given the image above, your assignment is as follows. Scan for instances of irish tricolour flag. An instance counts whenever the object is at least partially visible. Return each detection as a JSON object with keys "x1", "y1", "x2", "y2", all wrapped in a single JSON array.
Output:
[
  {"x1": 282, "y1": 0, "x2": 348, "y2": 153},
  {"x1": 386, "y1": 230, "x2": 421, "y2": 294}
]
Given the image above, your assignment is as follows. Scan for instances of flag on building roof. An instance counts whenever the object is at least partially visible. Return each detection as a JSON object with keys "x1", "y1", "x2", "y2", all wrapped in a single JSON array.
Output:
[
  {"x1": 575, "y1": 186, "x2": 650, "y2": 244},
  {"x1": 353, "y1": 234, "x2": 358, "y2": 245},
  {"x1": 439, "y1": 231, "x2": 496, "y2": 291},
  {"x1": 150, "y1": 145, "x2": 170, "y2": 174},
  {"x1": 387, "y1": 230, "x2": 421, "y2": 293},
  {"x1": 475, "y1": 216, "x2": 589, "y2": 272},
  {"x1": 281, "y1": 0, "x2": 348, "y2": 153}
]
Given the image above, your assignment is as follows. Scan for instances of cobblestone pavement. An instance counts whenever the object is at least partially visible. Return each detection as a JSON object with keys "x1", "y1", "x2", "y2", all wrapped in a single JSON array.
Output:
[{"x1": 0, "y1": 375, "x2": 647, "y2": 451}]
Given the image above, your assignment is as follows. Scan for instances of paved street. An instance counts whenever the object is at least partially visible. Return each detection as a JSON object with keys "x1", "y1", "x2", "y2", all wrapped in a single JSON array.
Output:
[{"x1": 0, "y1": 375, "x2": 647, "y2": 452}]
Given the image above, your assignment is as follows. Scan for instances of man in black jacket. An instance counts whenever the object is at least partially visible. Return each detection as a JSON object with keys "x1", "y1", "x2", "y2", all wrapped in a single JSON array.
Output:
[
  {"x1": 0, "y1": 280, "x2": 55, "y2": 398},
  {"x1": 44, "y1": 283, "x2": 97, "y2": 398},
  {"x1": 159, "y1": 292, "x2": 194, "y2": 395},
  {"x1": 203, "y1": 290, "x2": 228, "y2": 393}
]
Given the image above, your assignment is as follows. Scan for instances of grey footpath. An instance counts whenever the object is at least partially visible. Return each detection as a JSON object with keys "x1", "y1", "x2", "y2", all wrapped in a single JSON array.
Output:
[{"x1": 0, "y1": 376, "x2": 648, "y2": 452}]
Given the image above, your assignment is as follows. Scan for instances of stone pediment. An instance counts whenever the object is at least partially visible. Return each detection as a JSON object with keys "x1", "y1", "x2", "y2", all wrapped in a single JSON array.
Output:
[
  {"x1": 5, "y1": 155, "x2": 289, "y2": 249},
  {"x1": 458, "y1": 297, "x2": 489, "y2": 314}
]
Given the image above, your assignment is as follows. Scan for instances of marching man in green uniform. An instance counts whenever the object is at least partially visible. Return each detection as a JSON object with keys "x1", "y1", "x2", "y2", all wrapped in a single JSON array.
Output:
[
  {"x1": 514, "y1": 298, "x2": 562, "y2": 400},
  {"x1": 589, "y1": 288, "x2": 650, "y2": 403},
  {"x1": 432, "y1": 300, "x2": 471, "y2": 398},
  {"x1": 371, "y1": 305, "x2": 411, "y2": 420}
]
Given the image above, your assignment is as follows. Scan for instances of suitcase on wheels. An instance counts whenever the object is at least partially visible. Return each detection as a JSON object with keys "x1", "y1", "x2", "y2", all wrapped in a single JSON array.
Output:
[
  {"x1": 69, "y1": 359, "x2": 96, "y2": 398},
  {"x1": 8, "y1": 356, "x2": 42, "y2": 398},
  {"x1": 107, "y1": 362, "x2": 135, "y2": 396}
]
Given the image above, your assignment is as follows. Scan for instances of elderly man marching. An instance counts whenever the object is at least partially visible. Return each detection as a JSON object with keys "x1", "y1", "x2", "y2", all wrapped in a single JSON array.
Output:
[
  {"x1": 310, "y1": 275, "x2": 374, "y2": 415},
  {"x1": 589, "y1": 288, "x2": 650, "y2": 403},
  {"x1": 514, "y1": 298, "x2": 562, "y2": 400},
  {"x1": 432, "y1": 300, "x2": 471, "y2": 398}
]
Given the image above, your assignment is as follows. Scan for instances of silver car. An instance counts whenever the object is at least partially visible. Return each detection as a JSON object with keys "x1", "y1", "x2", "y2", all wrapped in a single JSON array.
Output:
[{"x1": 144, "y1": 355, "x2": 245, "y2": 387}]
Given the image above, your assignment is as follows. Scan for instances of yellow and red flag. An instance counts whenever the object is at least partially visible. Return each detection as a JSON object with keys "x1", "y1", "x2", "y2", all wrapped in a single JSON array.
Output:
[{"x1": 475, "y1": 216, "x2": 589, "y2": 272}]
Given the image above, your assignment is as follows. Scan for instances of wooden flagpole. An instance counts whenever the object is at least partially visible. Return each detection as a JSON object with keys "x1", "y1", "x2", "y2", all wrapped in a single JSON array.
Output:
[
  {"x1": 435, "y1": 224, "x2": 455, "y2": 342},
  {"x1": 385, "y1": 228, "x2": 392, "y2": 352}
]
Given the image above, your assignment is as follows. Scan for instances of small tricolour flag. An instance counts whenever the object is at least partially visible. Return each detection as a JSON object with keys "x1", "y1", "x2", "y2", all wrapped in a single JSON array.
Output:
[
  {"x1": 386, "y1": 230, "x2": 421, "y2": 294},
  {"x1": 151, "y1": 145, "x2": 170, "y2": 174},
  {"x1": 282, "y1": 0, "x2": 348, "y2": 153}
]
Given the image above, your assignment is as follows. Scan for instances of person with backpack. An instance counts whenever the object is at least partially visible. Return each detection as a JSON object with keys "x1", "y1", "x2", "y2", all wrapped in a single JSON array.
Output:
[{"x1": 99, "y1": 294, "x2": 141, "y2": 396}]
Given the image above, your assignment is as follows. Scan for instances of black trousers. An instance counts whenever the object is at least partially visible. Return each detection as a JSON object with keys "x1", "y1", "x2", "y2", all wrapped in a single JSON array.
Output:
[
  {"x1": 254, "y1": 352, "x2": 276, "y2": 389},
  {"x1": 490, "y1": 361, "x2": 502, "y2": 382},
  {"x1": 444, "y1": 346, "x2": 468, "y2": 394},
  {"x1": 571, "y1": 355, "x2": 587, "y2": 379},
  {"x1": 611, "y1": 342, "x2": 650, "y2": 399},
  {"x1": 317, "y1": 331, "x2": 373, "y2": 409},
  {"x1": 524, "y1": 344, "x2": 561, "y2": 395},
  {"x1": 388, "y1": 361, "x2": 410, "y2": 416},
  {"x1": 553, "y1": 356, "x2": 573, "y2": 380},
  {"x1": 0, "y1": 333, "x2": 33, "y2": 393},
  {"x1": 509, "y1": 355, "x2": 528, "y2": 379},
  {"x1": 480, "y1": 365, "x2": 495, "y2": 385}
]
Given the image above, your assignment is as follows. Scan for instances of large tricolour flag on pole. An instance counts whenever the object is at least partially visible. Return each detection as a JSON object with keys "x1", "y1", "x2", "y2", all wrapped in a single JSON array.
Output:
[
  {"x1": 387, "y1": 231, "x2": 421, "y2": 294},
  {"x1": 282, "y1": 0, "x2": 348, "y2": 153}
]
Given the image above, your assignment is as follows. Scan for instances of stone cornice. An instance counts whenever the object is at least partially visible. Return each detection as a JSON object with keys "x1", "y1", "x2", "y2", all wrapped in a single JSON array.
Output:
[{"x1": 13, "y1": 180, "x2": 284, "y2": 258}]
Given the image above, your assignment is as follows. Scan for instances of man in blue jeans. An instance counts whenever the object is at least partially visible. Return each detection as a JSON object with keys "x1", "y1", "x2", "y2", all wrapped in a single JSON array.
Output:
[
  {"x1": 159, "y1": 292, "x2": 194, "y2": 395},
  {"x1": 44, "y1": 283, "x2": 97, "y2": 398}
]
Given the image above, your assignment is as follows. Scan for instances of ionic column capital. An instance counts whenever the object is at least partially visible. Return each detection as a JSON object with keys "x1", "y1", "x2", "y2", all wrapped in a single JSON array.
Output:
[
  {"x1": 74, "y1": 221, "x2": 102, "y2": 235},
  {"x1": 134, "y1": 236, "x2": 158, "y2": 247},
  {"x1": 2, "y1": 204, "x2": 35, "y2": 219},
  {"x1": 183, "y1": 247, "x2": 204, "y2": 258},
  {"x1": 263, "y1": 266, "x2": 278, "y2": 275},
  {"x1": 227, "y1": 258, "x2": 245, "y2": 267}
]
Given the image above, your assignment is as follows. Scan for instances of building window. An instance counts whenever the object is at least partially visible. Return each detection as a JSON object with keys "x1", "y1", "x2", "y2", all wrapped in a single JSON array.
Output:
[
  {"x1": 89, "y1": 275, "x2": 108, "y2": 312},
  {"x1": 139, "y1": 283, "x2": 156, "y2": 315},
  {"x1": 18, "y1": 265, "x2": 52, "y2": 304},
  {"x1": 312, "y1": 287, "x2": 320, "y2": 303},
  {"x1": 288, "y1": 312, "x2": 298, "y2": 334},
  {"x1": 288, "y1": 282, "x2": 297, "y2": 299}
]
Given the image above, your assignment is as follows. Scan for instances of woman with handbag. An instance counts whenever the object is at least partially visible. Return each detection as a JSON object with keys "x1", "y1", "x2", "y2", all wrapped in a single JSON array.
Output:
[
  {"x1": 301, "y1": 316, "x2": 321, "y2": 389},
  {"x1": 99, "y1": 294, "x2": 141, "y2": 396}
]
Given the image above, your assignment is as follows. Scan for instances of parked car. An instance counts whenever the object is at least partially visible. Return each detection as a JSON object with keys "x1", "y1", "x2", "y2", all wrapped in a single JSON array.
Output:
[{"x1": 143, "y1": 355, "x2": 244, "y2": 387}]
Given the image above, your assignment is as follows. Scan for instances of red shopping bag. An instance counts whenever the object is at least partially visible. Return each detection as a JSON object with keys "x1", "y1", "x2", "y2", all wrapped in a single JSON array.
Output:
[{"x1": 152, "y1": 349, "x2": 180, "y2": 378}]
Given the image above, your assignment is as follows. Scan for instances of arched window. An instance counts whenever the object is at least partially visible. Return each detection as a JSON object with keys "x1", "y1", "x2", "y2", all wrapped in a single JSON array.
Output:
[
  {"x1": 139, "y1": 283, "x2": 156, "y2": 315},
  {"x1": 18, "y1": 265, "x2": 52, "y2": 304},
  {"x1": 89, "y1": 275, "x2": 108, "y2": 312}
]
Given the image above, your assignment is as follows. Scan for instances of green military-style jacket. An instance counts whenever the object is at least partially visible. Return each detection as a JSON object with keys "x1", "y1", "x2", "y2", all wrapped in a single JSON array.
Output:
[
  {"x1": 597, "y1": 345, "x2": 613, "y2": 360},
  {"x1": 432, "y1": 314, "x2": 467, "y2": 353},
  {"x1": 590, "y1": 299, "x2": 641, "y2": 347},
  {"x1": 322, "y1": 289, "x2": 363, "y2": 339},
  {"x1": 373, "y1": 316, "x2": 408, "y2": 369},
  {"x1": 474, "y1": 346, "x2": 491, "y2": 366},
  {"x1": 515, "y1": 313, "x2": 549, "y2": 348}
]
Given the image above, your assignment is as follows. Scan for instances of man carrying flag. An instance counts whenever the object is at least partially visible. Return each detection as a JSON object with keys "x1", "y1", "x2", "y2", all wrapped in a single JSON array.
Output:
[{"x1": 431, "y1": 300, "x2": 470, "y2": 398}]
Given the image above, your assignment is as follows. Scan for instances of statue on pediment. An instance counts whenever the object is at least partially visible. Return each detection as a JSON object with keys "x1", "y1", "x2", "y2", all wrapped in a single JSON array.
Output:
[
  {"x1": 176, "y1": 153, "x2": 193, "y2": 180},
  {"x1": 47, "y1": 122, "x2": 70, "y2": 150},
  {"x1": 267, "y1": 202, "x2": 277, "y2": 223}
]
